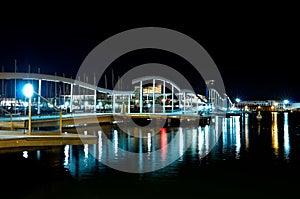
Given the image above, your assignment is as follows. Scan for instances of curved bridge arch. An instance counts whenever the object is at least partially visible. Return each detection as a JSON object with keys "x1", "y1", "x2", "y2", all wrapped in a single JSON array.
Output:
[{"x1": 0, "y1": 73, "x2": 234, "y2": 115}]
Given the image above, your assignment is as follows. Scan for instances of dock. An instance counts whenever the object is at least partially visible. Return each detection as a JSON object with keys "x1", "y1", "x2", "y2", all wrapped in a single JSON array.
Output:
[
  {"x1": 0, "y1": 130, "x2": 97, "y2": 149},
  {"x1": 0, "y1": 113, "x2": 211, "y2": 149}
]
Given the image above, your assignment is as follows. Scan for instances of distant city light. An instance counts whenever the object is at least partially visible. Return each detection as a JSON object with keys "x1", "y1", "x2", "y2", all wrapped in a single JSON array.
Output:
[
  {"x1": 23, "y1": 83, "x2": 34, "y2": 98},
  {"x1": 283, "y1": 99, "x2": 289, "y2": 104},
  {"x1": 235, "y1": 98, "x2": 241, "y2": 103}
]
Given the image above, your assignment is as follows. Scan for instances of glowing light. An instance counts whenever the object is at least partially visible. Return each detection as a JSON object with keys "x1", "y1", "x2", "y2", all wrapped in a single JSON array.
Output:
[
  {"x1": 271, "y1": 105, "x2": 275, "y2": 110},
  {"x1": 23, "y1": 151, "x2": 28, "y2": 158},
  {"x1": 23, "y1": 83, "x2": 34, "y2": 98},
  {"x1": 283, "y1": 99, "x2": 289, "y2": 104},
  {"x1": 235, "y1": 98, "x2": 241, "y2": 103},
  {"x1": 64, "y1": 145, "x2": 70, "y2": 165}
]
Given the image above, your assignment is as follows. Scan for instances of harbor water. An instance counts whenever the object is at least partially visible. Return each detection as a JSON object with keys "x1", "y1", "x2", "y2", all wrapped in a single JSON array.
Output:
[{"x1": 1, "y1": 112, "x2": 300, "y2": 199}]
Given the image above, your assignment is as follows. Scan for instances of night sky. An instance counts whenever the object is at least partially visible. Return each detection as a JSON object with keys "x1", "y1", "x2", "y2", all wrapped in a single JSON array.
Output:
[{"x1": 0, "y1": 6, "x2": 299, "y2": 102}]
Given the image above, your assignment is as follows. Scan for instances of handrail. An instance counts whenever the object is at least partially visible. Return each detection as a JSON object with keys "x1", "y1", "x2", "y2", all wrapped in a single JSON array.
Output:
[
  {"x1": 33, "y1": 91, "x2": 62, "y2": 134},
  {"x1": 0, "y1": 107, "x2": 13, "y2": 130}
]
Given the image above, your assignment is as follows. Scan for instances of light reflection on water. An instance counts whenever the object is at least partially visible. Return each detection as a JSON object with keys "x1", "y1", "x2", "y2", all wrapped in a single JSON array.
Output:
[
  {"x1": 2, "y1": 112, "x2": 300, "y2": 199},
  {"x1": 284, "y1": 112, "x2": 290, "y2": 160},
  {"x1": 271, "y1": 112, "x2": 279, "y2": 156},
  {"x1": 61, "y1": 113, "x2": 293, "y2": 179}
]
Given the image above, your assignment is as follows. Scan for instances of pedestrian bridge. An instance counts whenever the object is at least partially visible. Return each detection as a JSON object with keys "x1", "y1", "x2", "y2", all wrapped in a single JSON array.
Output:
[{"x1": 0, "y1": 72, "x2": 235, "y2": 117}]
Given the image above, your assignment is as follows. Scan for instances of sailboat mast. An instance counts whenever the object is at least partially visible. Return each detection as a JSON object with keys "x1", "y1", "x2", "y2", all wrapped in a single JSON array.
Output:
[{"x1": 14, "y1": 59, "x2": 17, "y2": 113}]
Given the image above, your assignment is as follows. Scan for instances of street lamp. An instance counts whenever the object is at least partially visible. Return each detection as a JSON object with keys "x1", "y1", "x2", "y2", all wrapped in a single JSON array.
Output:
[
  {"x1": 235, "y1": 98, "x2": 241, "y2": 110},
  {"x1": 283, "y1": 99, "x2": 289, "y2": 111},
  {"x1": 23, "y1": 83, "x2": 34, "y2": 135},
  {"x1": 23, "y1": 83, "x2": 62, "y2": 135}
]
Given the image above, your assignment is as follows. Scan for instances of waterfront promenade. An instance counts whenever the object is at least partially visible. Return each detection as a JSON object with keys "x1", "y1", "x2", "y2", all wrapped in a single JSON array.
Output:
[{"x1": 0, "y1": 112, "x2": 211, "y2": 149}]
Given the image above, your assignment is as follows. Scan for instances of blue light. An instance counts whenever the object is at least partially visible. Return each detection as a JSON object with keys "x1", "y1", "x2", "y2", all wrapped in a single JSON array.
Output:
[
  {"x1": 23, "y1": 83, "x2": 34, "y2": 98},
  {"x1": 283, "y1": 99, "x2": 289, "y2": 104}
]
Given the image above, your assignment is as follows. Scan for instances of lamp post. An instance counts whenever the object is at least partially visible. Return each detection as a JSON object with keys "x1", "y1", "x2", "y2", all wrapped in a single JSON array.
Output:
[
  {"x1": 23, "y1": 83, "x2": 63, "y2": 135},
  {"x1": 23, "y1": 83, "x2": 34, "y2": 135},
  {"x1": 235, "y1": 98, "x2": 241, "y2": 110}
]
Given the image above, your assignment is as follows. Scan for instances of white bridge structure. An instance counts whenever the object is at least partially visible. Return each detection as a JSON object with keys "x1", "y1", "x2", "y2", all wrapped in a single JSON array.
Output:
[{"x1": 0, "y1": 72, "x2": 235, "y2": 116}]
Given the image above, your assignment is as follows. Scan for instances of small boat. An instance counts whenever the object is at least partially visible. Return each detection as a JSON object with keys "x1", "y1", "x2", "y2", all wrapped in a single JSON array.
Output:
[{"x1": 256, "y1": 111, "x2": 262, "y2": 121}]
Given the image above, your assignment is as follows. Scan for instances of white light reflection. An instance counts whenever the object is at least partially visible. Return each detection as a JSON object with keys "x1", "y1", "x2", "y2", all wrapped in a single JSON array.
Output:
[
  {"x1": 179, "y1": 128, "x2": 184, "y2": 160},
  {"x1": 204, "y1": 125, "x2": 209, "y2": 155},
  {"x1": 64, "y1": 145, "x2": 70, "y2": 165},
  {"x1": 222, "y1": 118, "x2": 228, "y2": 150},
  {"x1": 147, "y1": 132, "x2": 151, "y2": 154},
  {"x1": 271, "y1": 112, "x2": 279, "y2": 157},
  {"x1": 283, "y1": 112, "x2": 290, "y2": 160},
  {"x1": 114, "y1": 130, "x2": 118, "y2": 158},
  {"x1": 198, "y1": 126, "x2": 204, "y2": 158},
  {"x1": 98, "y1": 130, "x2": 102, "y2": 161},
  {"x1": 23, "y1": 151, "x2": 28, "y2": 158},
  {"x1": 191, "y1": 129, "x2": 197, "y2": 157},
  {"x1": 84, "y1": 144, "x2": 89, "y2": 159},
  {"x1": 36, "y1": 150, "x2": 41, "y2": 160},
  {"x1": 84, "y1": 130, "x2": 87, "y2": 135},
  {"x1": 139, "y1": 128, "x2": 143, "y2": 172},
  {"x1": 215, "y1": 116, "x2": 219, "y2": 141},
  {"x1": 244, "y1": 114, "x2": 249, "y2": 150},
  {"x1": 235, "y1": 116, "x2": 241, "y2": 159}
]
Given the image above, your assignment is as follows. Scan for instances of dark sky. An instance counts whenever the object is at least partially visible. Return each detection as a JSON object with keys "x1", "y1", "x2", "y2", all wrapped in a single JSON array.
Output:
[{"x1": 0, "y1": 6, "x2": 299, "y2": 102}]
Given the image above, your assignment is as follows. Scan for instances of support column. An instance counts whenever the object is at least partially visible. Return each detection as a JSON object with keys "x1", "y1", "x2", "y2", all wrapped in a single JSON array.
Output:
[
  {"x1": 171, "y1": 85, "x2": 174, "y2": 113},
  {"x1": 178, "y1": 93, "x2": 181, "y2": 113},
  {"x1": 94, "y1": 89, "x2": 97, "y2": 113},
  {"x1": 196, "y1": 95, "x2": 199, "y2": 115},
  {"x1": 54, "y1": 72, "x2": 57, "y2": 106},
  {"x1": 152, "y1": 79, "x2": 155, "y2": 113},
  {"x1": 70, "y1": 84, "x2": 73, "y2": 113},
  {"x1": 38, "y1": 79, "x2": 41, "y2": 115},
  {"x1": 139, "y1": 81, "x2": 143, "y2": 113},
  {"x1": 163, "y1": 80, "x2": 165, "y2": 113},
  {"x1": 183, "y1": 92, "x2": 186, "y2": 114},
  {"x1": 93, "y1": 73, "x2": 97, "y2": 113},
  {"x1": 128, "y1": 94, "x2": 130, "y2": 114},
  {"x1": 113, "y1": 93, "x2": 116, "y2": 113}
]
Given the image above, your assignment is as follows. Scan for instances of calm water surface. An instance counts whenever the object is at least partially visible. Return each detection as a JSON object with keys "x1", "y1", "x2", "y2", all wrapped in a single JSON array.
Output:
[{"x1": 1, "y1": 112, "x2": 300, "y2": 199}]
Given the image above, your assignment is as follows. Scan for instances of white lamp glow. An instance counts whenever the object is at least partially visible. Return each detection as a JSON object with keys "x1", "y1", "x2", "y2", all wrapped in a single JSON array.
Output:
[{"x1": 23, "y1": 83, "x2": 34, "y2": 98}]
